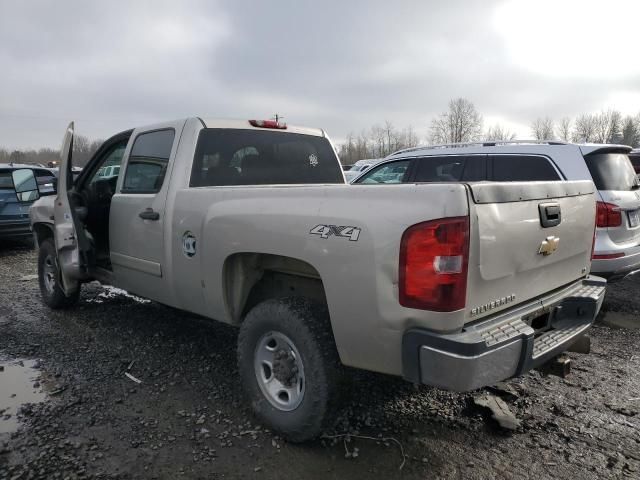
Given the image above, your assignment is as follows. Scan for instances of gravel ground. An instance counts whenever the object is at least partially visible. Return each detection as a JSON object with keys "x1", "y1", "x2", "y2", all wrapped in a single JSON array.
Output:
[{"x1": 1, "y1": 240, "x2": 639, "y2": 479}]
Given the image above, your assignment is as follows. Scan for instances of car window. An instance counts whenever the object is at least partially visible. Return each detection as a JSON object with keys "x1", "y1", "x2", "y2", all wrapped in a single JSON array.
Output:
[
  {"x1": 357, "y1": 161, "x2": 410, "y2": 184},
  {"x1": 89, "y1": 143, "x2": 127, "y2": 185},
  {"x1": 123, "y1": 130, "x2": 175, "y2": 193},
  {"x1": 34, "y1": 170, "x2": 55, "y2": 183},
  {"x1": 584, "y1": 152, "x2": 638, "y2": 191},
  {"x1": 190, "y1": 129, "x2": 343, "y2": 187},
  {"x1": 491, "y1": 155, "x2": 561, "y2": 182},
  {"x1": 413, "y1": 156, "x2": 466, "y2": 182},
  {"x1": 461, "y1": 155, "x2": 487, "y2": 181},
  {"x1": 630, "y1": 153, "x2": 640, "y2": 174},
  {"x1": 0, "y1": 170, "x2": 13, "y2": 189}
]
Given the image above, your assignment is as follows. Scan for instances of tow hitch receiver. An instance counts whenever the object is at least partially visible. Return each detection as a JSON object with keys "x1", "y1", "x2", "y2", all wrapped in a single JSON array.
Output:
[{"x1": 538, "y1": 354, "x2": 571, "y2": 378}]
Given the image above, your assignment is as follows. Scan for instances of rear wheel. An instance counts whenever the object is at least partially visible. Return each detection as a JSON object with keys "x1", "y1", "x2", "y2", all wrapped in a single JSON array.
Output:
[
  {"x1": 237, "y1": 297, "x2": 341, "y2": 442},
  {"x1": 38, "y1": 239, "x2": 80, "y2": 309}
]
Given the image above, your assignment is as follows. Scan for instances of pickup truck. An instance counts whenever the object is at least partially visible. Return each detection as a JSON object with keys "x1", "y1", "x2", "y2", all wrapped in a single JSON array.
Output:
[{"x1": 27, "y1": 117, "x2": 605, "y2": 441}]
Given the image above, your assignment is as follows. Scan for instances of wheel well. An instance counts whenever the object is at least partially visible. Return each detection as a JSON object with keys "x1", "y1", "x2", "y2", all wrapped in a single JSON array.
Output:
[
  {"x1": 32, "y1": 223, "x2": 54, "y2": 247},
  {"x1": 223, "y1": 253, "x2": 328, "y2": 324}
]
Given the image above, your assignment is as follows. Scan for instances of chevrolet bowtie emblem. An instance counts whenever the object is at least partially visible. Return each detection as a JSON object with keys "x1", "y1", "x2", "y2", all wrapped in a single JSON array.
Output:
[{"x1": 538, "y1": 236, "x2": 560, "y2": 256}]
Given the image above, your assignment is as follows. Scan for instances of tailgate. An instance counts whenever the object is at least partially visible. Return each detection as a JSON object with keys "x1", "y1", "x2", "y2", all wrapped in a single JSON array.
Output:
[{"x1": 465, "y1": 180, "x2": 596, "y2": 323}]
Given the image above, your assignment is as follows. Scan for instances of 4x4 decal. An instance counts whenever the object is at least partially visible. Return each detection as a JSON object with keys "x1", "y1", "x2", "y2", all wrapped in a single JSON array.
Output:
[{"x1": 310, "y1": 224, "x2": 361, "y2": 241}]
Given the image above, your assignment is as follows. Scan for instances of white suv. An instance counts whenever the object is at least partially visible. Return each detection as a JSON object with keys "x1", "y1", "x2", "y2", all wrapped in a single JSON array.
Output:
[{"x1": 352, "y1": 141, "x2": 640, "y2": 281}]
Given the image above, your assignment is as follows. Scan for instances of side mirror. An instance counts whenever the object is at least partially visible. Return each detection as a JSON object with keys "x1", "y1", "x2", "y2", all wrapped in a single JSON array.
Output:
[{"x1": 11, "y1": 169, "x2": 40, "y2": 203}]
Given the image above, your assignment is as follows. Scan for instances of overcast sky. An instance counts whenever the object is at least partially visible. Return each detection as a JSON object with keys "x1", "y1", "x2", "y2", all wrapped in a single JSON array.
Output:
[{"x1": 1, "y1": 0, "x2": 639, "y2": 150}]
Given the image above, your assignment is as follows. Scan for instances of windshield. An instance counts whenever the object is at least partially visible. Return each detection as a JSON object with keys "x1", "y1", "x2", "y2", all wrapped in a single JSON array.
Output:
[{"x1": 584, "y1": 152, "x2": 638, "y2": 191}]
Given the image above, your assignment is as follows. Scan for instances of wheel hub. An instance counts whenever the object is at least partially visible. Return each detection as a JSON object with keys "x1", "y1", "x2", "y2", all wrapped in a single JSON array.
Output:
[
  {"x1": 272, "y1": 349, "x2": 299, "y2": 387},
  {"x1": 254, "y1": 331, "x2": 305, "y2": 411}
]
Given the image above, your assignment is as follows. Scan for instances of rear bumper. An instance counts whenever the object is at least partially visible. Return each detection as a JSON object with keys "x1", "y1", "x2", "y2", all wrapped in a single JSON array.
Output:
[
  {"x1": 0, "y1": 219, "x2": 32, "y2": 238},
  {"x1": 402, "y1": 276, "x2": 606, "y2": 391},
  {"x1": 591, "y1": 232, "x2": 640, "y2": 282},
  {"x1": 591, "y1": 247, "x2": 640, "y2": 282}
]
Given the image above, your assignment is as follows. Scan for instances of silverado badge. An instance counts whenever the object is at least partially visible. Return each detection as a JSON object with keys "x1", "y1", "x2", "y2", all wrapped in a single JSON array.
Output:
[{"x1": 538, "y1": 236, "x2": 560, "y2": 256}]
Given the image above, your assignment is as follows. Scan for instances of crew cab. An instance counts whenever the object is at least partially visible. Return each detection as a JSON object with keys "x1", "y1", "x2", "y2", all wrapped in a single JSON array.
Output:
[{"x1": 28, "y1": 118, "x2": 605, "y2": 441}]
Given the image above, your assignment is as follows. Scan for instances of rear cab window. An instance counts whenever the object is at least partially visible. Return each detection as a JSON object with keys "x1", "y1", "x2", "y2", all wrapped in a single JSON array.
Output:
[
  {"x1": 584, "y1": 152, "x2": 638, "y2": 191},
  {"x1": 190, "y1": 129, "x2": 343, "y2": 187}
]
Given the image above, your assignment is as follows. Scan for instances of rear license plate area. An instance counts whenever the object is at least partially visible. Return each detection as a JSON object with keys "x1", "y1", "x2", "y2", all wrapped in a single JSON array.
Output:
[{"x1": 628, "y1": 209, "x2": 640, "y2": 228}]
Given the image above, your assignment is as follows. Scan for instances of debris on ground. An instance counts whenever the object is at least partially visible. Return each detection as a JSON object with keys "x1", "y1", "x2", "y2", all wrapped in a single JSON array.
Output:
[
  {"x1": 124, "y1": 372, "x2": 142, "y2": 384},
  {"x1": 487, "y1": 382, "x2": 520, "y2": 401},
  {"x1": 473, "y1": 394, "x2": 521, "y2": 430},
  {"x1": 18, "y1": 274, "x2": 38, "y2": 282}
]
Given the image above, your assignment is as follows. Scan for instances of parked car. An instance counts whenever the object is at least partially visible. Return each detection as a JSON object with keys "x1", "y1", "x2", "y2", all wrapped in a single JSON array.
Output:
[
  {"x1": 29, "y1": 120, "x2": 604, "y2": 441},
  {"x1": 0, "y1": 164, "x2": 56, "y2": 242},
  {"x1": 352, "y1": 141, "x2": 640, "y2": 281},
  {"x1": 343, "y1": 158, "x2": 380, "y2": 182},
  {"x1": 629, "y1": 148, "x2": 640, "y2": 174}
]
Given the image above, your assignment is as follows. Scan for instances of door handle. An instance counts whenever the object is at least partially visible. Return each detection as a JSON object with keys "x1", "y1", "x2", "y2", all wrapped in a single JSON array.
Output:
[
  {"x1": 139, "y1": 208, "x2": 160, "y2": 221},
  {"x1": 538, "y1": 202, "x2": 561, "y2": 228}
]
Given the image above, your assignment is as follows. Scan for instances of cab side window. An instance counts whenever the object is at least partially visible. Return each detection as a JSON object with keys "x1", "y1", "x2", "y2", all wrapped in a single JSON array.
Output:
[{"x1": 122, "y1": 129, "x2": 175, "y2": 193}]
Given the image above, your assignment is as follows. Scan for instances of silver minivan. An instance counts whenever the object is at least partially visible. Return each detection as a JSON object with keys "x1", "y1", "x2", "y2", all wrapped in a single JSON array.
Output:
[{"x1": 351, "y1": 142, "x2": 640, "y2": 281}]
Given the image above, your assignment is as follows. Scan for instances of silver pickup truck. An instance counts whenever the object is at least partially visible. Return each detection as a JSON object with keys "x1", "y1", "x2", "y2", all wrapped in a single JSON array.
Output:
[{"x1": 26, "y1": 118, "x2": 605, "y2": 441}]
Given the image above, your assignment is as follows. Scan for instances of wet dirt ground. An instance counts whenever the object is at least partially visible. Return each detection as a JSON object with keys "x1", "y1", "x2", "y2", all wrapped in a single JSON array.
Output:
[{"x1": 0, "y1": 240, "x2": 639, "y2": 479}]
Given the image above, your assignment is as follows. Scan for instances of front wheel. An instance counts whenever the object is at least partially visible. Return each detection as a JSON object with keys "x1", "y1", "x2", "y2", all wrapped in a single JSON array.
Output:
[
  {"x1": 37, "y1": 239, "x2": 80, "y2": 309},
  {"x1": 237, "y1": 298, "x2": 341, "y2": 442}
]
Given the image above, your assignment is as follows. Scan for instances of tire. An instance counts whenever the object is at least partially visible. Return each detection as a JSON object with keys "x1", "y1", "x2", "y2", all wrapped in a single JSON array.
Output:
[
  {"x1": 37, "y1": 239, "x2": 80, "y2": 309},
  {"x1": 237, "y1": 297, "x2": 341, "y2": 442}
]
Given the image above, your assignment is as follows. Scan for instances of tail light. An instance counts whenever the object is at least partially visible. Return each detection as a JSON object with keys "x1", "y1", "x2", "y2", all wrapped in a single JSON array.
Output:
[
  {"x1": 596, "y1": 201, "x2": 622, "y2": 228},
  {"x1": 249, "y1": 119, "x2": 287, "y2": 129},
  {"x1": 399, "y1": 216, "x2": 469, "y2": 311},
  {"x1": 593, "y1": 252, "x2": 625, "y2": 260}
]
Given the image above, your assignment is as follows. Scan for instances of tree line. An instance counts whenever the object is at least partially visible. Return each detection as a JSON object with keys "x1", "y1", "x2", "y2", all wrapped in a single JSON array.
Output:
[
  {"x1": 338, "y1": 98, "x2": 640, "y2": 164},
  {"x1": 0, "y1": 134, "x2": 103, "y2": 168}
]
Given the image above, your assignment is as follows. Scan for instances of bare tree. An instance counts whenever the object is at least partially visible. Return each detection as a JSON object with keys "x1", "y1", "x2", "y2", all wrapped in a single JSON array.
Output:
[
  {"x1": 338, "y1": 123, "x2": 422, "y2": 164},
  {"x1": 557, "y1": 117, "x2": 572, "y2": 141},
  {"x1": 530, "y1": 117, "x2": 555, "y2": 140},
  {"x1": 573, "y1": 114, "x2": 598, "y2": 142},
  {"x1": 593, "y1": 109, "x2": 623, "y2": 144},
  {"x1": 620, "y1": 115, "x2": 640, "y2": 147},
  {"x1": 484, "y1": 124, "x2": 516, "y2": 141},
  {"x1": 429, "y1": 98, "x2": 483, "y2": 144}
]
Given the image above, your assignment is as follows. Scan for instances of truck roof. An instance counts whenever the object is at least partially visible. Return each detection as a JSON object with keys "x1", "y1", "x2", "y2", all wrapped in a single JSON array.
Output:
[{"x1": 198, "y1": 118, "x2": 326, "y2": 137}]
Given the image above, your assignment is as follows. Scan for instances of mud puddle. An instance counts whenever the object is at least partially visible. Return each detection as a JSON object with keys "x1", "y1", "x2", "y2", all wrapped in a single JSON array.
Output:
[{"x1": 0, "y1": 359, "x2": 45, "y2": 438}]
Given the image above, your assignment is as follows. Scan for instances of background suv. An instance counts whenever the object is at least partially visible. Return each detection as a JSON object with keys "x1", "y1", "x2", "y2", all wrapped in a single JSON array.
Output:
[
  {"x1": 0, "y1": 164, "x2": 56, "y2": 243},
  {"x1": 351, "y1": 141, "x2": 640, "y2": 281}
]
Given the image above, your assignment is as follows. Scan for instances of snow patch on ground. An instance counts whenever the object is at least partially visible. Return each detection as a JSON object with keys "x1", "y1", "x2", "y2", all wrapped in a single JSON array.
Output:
[{"x1": 87, "y1": 285, "x2": 151, "y2": 304}]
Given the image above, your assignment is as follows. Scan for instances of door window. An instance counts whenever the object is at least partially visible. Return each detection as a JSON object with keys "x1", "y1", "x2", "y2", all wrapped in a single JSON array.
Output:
[
  {"x1": 122, "y1": 129, "x2": 175, "y2": 193},
  {"x1": 356, "y1": 160, "x2": 410, "y2": 184},
  {"x1": 413, "y1": 156, "x2": 466, "y2": 182},
  {"x1": 89, "y1": 143, "x2": 127, "y2": 184}
]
